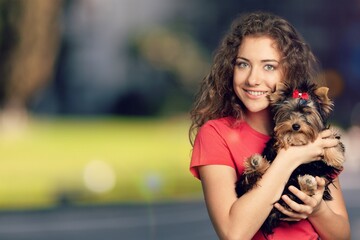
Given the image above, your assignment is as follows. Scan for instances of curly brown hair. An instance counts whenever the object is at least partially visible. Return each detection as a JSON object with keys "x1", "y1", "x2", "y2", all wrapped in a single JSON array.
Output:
[{"x1": 189, "y1": 11, "x2": 319, "y2": 145}]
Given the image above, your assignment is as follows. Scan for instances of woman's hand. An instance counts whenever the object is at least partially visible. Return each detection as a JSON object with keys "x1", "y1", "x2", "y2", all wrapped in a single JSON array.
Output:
[
  {"x1": 274, "y1": 177, "x2": 326, "y2": 221},
  {"x1": 277, "y1": 129, "x2": 340, "y2": 166}
]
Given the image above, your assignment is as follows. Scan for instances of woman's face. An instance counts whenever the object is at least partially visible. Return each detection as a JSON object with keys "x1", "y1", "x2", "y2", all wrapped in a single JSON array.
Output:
[{"x1": 233, "y1": 35, "x2": 284, "y2": 114}]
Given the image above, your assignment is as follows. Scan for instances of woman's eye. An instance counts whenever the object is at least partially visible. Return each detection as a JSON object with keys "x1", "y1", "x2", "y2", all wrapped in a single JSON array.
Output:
[
  {"x1": 236, "y1": 62, "x2": 249, "y2": 68},
  {"x1": 264, "y1": 65, "x2": 275, "y2": 71}
]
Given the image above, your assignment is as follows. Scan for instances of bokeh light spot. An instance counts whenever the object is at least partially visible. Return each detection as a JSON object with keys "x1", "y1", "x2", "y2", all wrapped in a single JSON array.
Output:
[
  {"x1": 83, "y1": 160, "x2": 116, "y2": 194},
  {"x1": 144, "y1": 172, "x2": 162, "y2": 193}
]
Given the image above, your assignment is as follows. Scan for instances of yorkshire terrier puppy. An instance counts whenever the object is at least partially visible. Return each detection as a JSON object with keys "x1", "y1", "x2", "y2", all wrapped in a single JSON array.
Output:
[{"x1": 235, "y1": 80, "x2": 345, "y2": 236}]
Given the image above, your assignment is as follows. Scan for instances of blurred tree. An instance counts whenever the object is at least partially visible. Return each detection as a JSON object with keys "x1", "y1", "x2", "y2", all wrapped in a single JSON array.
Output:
[
  {"x1": 122, "y1": 26, "x2": 210, "y2": 116},
  {"x1": 0, "y1": 0, "x2": 61, "y2": 127}
]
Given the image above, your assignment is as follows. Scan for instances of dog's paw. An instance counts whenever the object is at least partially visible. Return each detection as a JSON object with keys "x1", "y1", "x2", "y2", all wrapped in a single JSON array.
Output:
[
  {"x1": 298, "y1": 174, "x2": 317, "y2": 196},
  {"x1": 323, "y1": 128, "x2": 345, "y2": 169},
  {"x1": 244, "y1": 154, "x2": 270, "y2": 174},
  {"x1": 323, "y1": 142, "x2": 345, "y2": 169},
  {"x1": 323, "y1": 128, "x2": 345, "y2": 170}
]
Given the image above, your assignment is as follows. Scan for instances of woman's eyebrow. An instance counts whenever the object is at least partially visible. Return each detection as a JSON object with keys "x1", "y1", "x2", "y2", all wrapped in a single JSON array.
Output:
[
  {"x1": 236, "y1": 57, "x2": 249, "y2": 61},
  {"x1": 236, "y1": 57, "x2": 279, "y2": 63},
  {"x1": 261, "y1": 59, "x2": 279, "y2": 63}
]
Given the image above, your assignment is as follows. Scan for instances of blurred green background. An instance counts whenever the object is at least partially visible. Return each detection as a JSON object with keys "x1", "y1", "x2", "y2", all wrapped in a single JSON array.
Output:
[
  {"x1": 0, "y1": 0, "x2": 359, "y2": 211},
  {"x1": 0, "y1": 116, "x2": 196, "y2": 209}
]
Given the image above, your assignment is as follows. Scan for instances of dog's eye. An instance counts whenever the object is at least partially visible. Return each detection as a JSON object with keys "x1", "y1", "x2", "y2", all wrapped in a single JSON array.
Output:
[{"x1": 302, "y1": 108, "x2": 312, "y2": 115}]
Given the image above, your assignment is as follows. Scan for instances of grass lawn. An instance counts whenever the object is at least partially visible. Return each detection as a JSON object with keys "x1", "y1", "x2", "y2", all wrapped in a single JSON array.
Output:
[{"x1": 0, "y1": 116, "x2": 202, "y2": 210}]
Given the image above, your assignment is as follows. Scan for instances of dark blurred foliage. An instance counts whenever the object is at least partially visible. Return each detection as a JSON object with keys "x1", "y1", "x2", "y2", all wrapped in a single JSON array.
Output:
[
  {"x1": 0, "y1": 0, "x2": 359, "y2": 127},
  {"x1": 122, "y1": 24, "x2": 209, "y2": 116},
  {"x1": 0, "y1": 0, "x2": 21, "y2": 107}
]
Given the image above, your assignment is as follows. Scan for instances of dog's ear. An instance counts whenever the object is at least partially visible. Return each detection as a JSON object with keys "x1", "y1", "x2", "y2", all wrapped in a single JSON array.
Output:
[
  {"x1": 314, "y1": 87, "x2": 333, "y2": 117},
  {"x1": 269, "y1": 82, "x2": 287, "y2": 104}
]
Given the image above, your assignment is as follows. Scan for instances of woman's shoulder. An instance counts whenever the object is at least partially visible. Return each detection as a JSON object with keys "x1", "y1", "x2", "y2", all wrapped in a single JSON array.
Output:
[
  {"x1": 202, "y1": 116, "x2": 242, "y2": 130},
  {"x1": 197, "y1": 116, "x2": 246, "y2": 141},
  {"x1": 200, "y1": 116, "x2": 269, "y2": 142}
]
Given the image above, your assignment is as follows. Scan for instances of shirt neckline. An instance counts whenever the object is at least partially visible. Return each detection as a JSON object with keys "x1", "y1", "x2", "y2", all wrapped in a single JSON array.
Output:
[{"x1": 222, "y1": 116, "x2": 271, "y2": 140}]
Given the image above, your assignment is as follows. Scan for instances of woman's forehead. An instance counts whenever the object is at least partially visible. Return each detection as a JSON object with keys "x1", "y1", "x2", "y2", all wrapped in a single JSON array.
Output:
[{"x1": 237, "y1": 36, "x2": 281, "y2": 61}]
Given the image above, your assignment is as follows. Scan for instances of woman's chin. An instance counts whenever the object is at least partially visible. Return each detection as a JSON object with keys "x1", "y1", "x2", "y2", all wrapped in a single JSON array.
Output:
[{"x1": 244, "y1": 104, "x2": 270, "y2": 114}]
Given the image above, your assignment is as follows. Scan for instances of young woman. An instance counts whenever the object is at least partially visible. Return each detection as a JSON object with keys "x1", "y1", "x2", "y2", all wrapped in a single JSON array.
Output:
[{"x1": 189, "y1": 12, "x2": 350, "y2": 239}]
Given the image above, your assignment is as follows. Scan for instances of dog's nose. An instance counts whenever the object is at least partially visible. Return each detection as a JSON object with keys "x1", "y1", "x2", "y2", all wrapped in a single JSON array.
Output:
[{"x1": 292, "y1": 123, "x2": 301, "y2": 131}]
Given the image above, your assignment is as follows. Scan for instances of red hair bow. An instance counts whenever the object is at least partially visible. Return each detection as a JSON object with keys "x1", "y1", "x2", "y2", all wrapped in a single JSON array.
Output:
[{"x1": 293, "y1": 89, "x2": 309, "y2": 100}]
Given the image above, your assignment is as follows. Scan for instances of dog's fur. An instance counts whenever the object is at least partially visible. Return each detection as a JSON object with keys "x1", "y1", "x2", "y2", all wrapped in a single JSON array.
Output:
[{"x1": 235, "y1": 80, "x2": 345, "y2": 236}]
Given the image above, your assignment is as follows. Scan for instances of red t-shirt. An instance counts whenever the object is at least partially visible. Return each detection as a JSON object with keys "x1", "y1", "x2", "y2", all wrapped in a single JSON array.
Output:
[{"x1": 190, "y1": 117, "x2": 320, "y2": 240}]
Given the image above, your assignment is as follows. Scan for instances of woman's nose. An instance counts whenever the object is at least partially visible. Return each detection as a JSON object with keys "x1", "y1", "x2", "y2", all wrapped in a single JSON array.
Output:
[{"x1": 246, "y1": 68, "x2": 261, "y2": 86}]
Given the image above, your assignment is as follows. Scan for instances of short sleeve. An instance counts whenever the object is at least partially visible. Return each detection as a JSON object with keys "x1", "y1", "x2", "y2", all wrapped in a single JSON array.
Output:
[{"x1": 190, "y1": 122, "x2": 235, "y2": 179}]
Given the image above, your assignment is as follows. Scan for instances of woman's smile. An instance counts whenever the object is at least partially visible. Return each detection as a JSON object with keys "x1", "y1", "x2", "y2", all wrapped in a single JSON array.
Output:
[{"x1": 244, "y1": 89, "x2": 269, "y2": 98}]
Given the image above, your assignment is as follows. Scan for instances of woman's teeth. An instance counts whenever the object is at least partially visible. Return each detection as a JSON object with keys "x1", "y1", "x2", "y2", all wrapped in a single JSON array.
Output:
[{"x1": 247, "y1": 90, "x2": 266, "y2": 96}]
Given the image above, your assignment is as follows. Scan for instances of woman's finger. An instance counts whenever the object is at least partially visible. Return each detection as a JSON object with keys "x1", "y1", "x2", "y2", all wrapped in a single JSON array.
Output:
[
  {"x1": 288, "y1": 185, "x2": 318, "y2": 208},
  {"x1": 320, "y1": 129, "x2": 332, "y2": 138},
  {"x1": 280, "y1": 218, "x2": 302, "y2": 221},
  {"x1": 281, "y1": 194, "x2": 312, "y2": 215},
  {"x1": 274, "y1": 202, "x2": 308, "y2": 220},
  {"x1": 315, "y1": 176, "x2": 326, "y2": 188},
  {"x1": 324, "y1": 138, "x2": 340, "y2": 148},
  {"x1": 319, "y1": 130, "x2": 340, "y2": 148}
]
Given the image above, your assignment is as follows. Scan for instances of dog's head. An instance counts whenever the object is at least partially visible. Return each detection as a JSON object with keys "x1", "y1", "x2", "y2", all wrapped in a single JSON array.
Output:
[{"x1": 269, "y1": 80, "x2": 333, "y2": 149}]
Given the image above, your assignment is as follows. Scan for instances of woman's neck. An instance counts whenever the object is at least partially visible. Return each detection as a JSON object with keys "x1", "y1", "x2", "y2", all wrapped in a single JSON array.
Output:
[{"x1": 244, "y1": 109, "x2": 273, "y2": 136}]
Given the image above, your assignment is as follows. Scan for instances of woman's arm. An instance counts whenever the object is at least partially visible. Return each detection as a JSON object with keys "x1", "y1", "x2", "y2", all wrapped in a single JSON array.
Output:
[
  {"x1": 199, "y1": 161, "x2": 295, "y2": 240},
  {"x1": 198, "y1": 130, "x2": 340, "y2": 240},
  {"x1": 309, "y1": 178, "x2": 350, "y2": 239}
]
